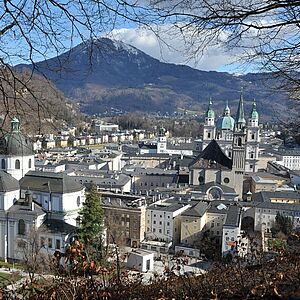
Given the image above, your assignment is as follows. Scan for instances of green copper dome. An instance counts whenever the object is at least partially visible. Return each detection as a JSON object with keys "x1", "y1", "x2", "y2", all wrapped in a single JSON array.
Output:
[
  {"x1": 216, "y1": 101, "x2": 235, "y2": 130},
  {"x1": 216, "y1": 115, "x2": 235, "y2": 130},
  {"x1": 251, "y1": 100, "x2": 259, "y2": 120},
  {"x1": 206, "y1": 100, "x2": 215, "y2": 118},
  {"x1": 0, "y1": 117, "x2": 34, "y2": 156}
]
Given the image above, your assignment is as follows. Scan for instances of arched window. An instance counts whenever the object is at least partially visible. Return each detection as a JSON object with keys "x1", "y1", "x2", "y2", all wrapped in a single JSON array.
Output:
[
  {"x1": 18, "y1": 219, "x2": 25, "y2": 235},
  {"x1": 1, "y1": 159, "x2": 5, "y2": 169},
  {"x1": 77, "y1": 196, "x2": 81, "y2": 207},
  {"x1": 238, "y1": 138, "x2": 242, "y2": 146},
  {"x1": 15, "y1": 159, "x2": 20, "y2": 169},
  {"x1": 28, "y1": 158, "x2": 32, "y2": 168}
]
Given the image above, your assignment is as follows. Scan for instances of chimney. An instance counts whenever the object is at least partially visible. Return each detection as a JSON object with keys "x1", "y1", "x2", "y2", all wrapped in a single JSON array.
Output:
[{"x1": 25, "y1": 190, "x2": 33, "y2": 210}]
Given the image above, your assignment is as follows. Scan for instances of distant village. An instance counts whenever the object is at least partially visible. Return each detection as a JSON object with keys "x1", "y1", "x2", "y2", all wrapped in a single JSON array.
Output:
[{"x1": 1, "y1": 93, "x2": 300, "y2": 274}]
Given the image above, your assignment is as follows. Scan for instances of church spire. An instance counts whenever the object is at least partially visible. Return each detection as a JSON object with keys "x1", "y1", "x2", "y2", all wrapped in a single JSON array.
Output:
[
  {"x1": 223, "y1": 100, "x2": 230, "y2": 116},
  {"x1": 235, "y1": 88, "x2": 246, "y2": 129},
  {"x1": 206, "y1": 98, "x2": 215, "y2": 118},
  {"x1": 11, "y1": 117, "x2": 20, "y2": 132}
]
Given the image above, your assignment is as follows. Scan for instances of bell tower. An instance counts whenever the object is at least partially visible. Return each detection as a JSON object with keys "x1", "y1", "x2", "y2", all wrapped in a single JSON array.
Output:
[
  {"x1": 232, "y1": 91, "x2": 246, "y2": 199},
  {"x1": 245, "y1": 99, "x2": 260, "y2": 172},
  {"x1": 202, "y1": 100, "x2": 216, "y2": 150}
]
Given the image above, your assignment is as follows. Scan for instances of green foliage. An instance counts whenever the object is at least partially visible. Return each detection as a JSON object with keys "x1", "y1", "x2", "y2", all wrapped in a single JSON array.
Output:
[
  {"x1": 78, "y1": 185, "x2": 103, "y2": 247},
  {"x1": 268, "y1": 239, "x2": 287, "y2": 251},
  {"x1": 271, "y1": 213, "x2": 293, "y2": 237}
]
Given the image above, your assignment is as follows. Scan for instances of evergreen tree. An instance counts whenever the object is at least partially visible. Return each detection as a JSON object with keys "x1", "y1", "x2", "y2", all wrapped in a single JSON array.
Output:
[
  {"x1": 78, "y1": 185, "x2": 103, "y2": 261},
  {"x1": 271, "y1": 212, "x2": 293, "y2": 237}
]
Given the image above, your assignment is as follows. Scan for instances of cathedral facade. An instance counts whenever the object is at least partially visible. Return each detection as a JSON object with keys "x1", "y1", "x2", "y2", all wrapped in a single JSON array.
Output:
[{"x1": 202, "y1": 94, "x2": 260, "y2": 173}]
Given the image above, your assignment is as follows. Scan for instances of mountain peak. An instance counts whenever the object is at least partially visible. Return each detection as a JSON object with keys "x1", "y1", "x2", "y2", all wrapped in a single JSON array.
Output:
[{"x1": 17, "y1": 38, "x2": 291, "y2": 119}]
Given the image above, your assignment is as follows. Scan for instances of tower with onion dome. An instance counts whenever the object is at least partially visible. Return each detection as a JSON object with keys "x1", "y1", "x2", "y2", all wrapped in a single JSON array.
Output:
[
  {"x1": 245, "y1": 99, "x2": 260, "y2": 172},
  {"x1": 0, "y1": 117, "x2": 35, "y2": 180}
]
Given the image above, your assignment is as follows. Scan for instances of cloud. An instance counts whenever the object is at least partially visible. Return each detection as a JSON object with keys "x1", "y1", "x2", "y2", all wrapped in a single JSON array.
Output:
[{"x1": 107, "y1": 27, "x2": 240, "y2": 72}]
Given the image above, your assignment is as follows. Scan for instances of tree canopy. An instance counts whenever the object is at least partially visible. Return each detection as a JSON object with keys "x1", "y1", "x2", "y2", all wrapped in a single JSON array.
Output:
[{"x1": 78, "y1": 185, "x2": 103, "y2": 246}]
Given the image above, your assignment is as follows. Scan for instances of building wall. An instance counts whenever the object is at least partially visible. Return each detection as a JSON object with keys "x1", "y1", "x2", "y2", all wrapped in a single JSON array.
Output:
[
  {"x1": 180, "y1": 213, "x2": 206, "y2": 245},
  {"x1": 0, "y1": 154, "x2": 35, "y2": 181}
]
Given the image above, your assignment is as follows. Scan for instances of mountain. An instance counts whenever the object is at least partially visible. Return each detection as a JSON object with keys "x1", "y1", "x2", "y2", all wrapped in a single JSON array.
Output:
[
  {"x1": 0, "y1": 69, "x2": 79, "y2": 135},
  {"x1": 17, "y1": 38, "x2": 295, "y2": 120}
]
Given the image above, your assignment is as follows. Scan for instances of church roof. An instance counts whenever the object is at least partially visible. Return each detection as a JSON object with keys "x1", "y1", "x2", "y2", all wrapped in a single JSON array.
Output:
[
  {"x1": 190, "y1": 140, "x2": 232, "y2": 170},
  {"x1": 236, "y1": 92, "x2": 246, "y2": 124},
  {"x1": 0, "y1": 117, "x2": 34, "y2": 156},
  {"x1": 0, "y1": 170, "x2": 20, "y2": 192},
  {"x1": 40, "y1": 218, "x2": 76, "y2": 234},
  {"x1": 216, "y1": 115, "x2": 235, "y2": 130},
  {"x1": 206, "y1": 100, "x2": 215, "y2": 118},
  {"x1": 251, "y1": 100, "x2": 259, "y2": 120},
  {"x1": 20, "y1": 171, "x2": 84, "y2": 194}
]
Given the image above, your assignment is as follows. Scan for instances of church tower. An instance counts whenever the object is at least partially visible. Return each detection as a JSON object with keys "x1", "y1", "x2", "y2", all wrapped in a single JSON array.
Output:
[
  {"x1": 0, "y1": 117, "x2": 35, "y2": 180},
  {"x1": 232, "y1": 92, "x2": 246, "y2": 199},
  {"x1": 245, "y1": 100, "x2": 260, "y2": 172},
  {"x1": 202, "y1": 100, "x2": 216, "y2": 150},
  {"x1": 157, "y1": 127, "x2": 167, "y2": 154}
]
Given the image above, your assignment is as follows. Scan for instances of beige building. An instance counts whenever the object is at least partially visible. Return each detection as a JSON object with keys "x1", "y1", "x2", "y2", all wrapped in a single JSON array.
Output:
[
  {"x1": 180, "y1": 202, "x2": 208, "y2": 246},
  {"x1": 102, "y1": 194, "x2": 146, "y2": 248}
]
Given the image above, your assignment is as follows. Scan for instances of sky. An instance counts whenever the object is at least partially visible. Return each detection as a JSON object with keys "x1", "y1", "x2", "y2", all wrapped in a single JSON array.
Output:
[{"x1": 107, "y1": 27, "x2": 251, "y2": 74}]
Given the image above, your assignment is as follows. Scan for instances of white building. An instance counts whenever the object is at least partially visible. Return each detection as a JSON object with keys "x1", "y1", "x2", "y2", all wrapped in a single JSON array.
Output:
[
  {"x1": 0, "y1": 117, "x2": 35, "y2": 180},
  {"x1": 126, "y1": 249, "x2": 154, "y2": 272},
  {"x1": 145, "y1": 198, "x2": 190, "y2": 245},
  {"x1": 275, "y1": 149, "x2": 300, "y2": 170}
]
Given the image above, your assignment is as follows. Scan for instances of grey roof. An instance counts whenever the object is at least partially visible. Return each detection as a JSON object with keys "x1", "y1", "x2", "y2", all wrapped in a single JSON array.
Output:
[
  {"x1": 0, "y1": 132, "x2": 34, "y2": 156},
  {"x1": 255, "y1": 201, "x2": 300, "y2": 212},
  {"x1": 181, "y1": 201, "x2": 208, "y2": 217},
  {"x1": 150, "y1": 202, "x2": 188, "y2": 212},
  {"x1": 20, "y1": 171, "x2": 84, "y2": 194},
  {"x1": 194, "y1": 181, "x2": 236, "y2": 194},
  {"x1": 252, "y1": 191, "x2": 300, "y2": 203},
  {"x1": 72, "y1": 172, "x2": 131, "y2": 188},
  {"x1": 0, "y1": 170, "x2": 20, "y2": 192},
  {"x1": 8, "y1": 200, "x2": 45, "y2": 215},
  {"x1": 167, "y1": 143, "x2": 194, "y2": 150},
  {"x1": 224, "y1": 205, "x2": 241, "y2": 227},
  {"x1": 207, "y1": 200, "x2": 240, "y2": 214},
  {"x1": 40, "y1": 218, "x2": 76, "y2": 234}
]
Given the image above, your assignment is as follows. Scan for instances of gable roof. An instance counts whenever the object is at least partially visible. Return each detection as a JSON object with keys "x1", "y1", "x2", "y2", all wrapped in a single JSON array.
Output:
[
  {"x1": 190, "y1": 140, "x2": 232, "y2": 170},
  {"x1": 0, "y1": 170, "x2": 20, "y2": 192},
  {"x1": 20, "y1": 171, "x2": 84, "y2": 194}
]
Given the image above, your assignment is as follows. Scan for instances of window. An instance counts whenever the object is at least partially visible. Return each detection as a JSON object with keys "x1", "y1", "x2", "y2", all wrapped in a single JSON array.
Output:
[
  {"x1": 153, "y1": 228, "x2": 156, "y2": 232},
  {"x1": 238, "y1": 138, "x2": 242, "y2": 146},
  {"x1": 159, "y1": 221, "x2": 162, "y2": 225},
  {"x1": 40, "y1": 237, "x2": 45, "y2": 247},
  {"x1": 28, "y1": 158, "x2": 32, "y2": 168},
  {"x1": 18, "y1": 219, "x2": 25, "y2": 235},
  {"x1": 207, "y1": 132, "x2": 211, "y2": 138},
  {"x1": 1, "y1": 159, "x2": 5, "y2": 169},
  {"x1": 198, "y1": 175, "x2": 204, "y2": 183},
  {"x1": 223, "y1": 177, "x2": 230, "y2": 184},
  {"x1": 15, "y1": 159, "x2": 20, "y2": 169},
  {"x1": 167, "y1": 222, "x2": 170, "y2": 226},
  {"x1": 251, "y1": 133, "x2": 255, "y2": 140},
  {"x1": 56, "y1": 239, "x2": 61, "y2": 249},
  {"x1": 159, "y1": 229, "x2": 162, "y2": 233},
  {"x1": 48, "y1": 238, "x2": 53, "y2": 248},
  {"x1": 153, "y1": 220, "x2": 156, "y2": 224},
  {"x1": 77, "y1": 196, "x2": 80, "y2": 207}
]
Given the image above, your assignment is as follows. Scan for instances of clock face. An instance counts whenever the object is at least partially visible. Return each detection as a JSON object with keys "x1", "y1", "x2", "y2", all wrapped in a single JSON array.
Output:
[{"x1": 208, "y1": 188, "x2": 221, "y2": 200}]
